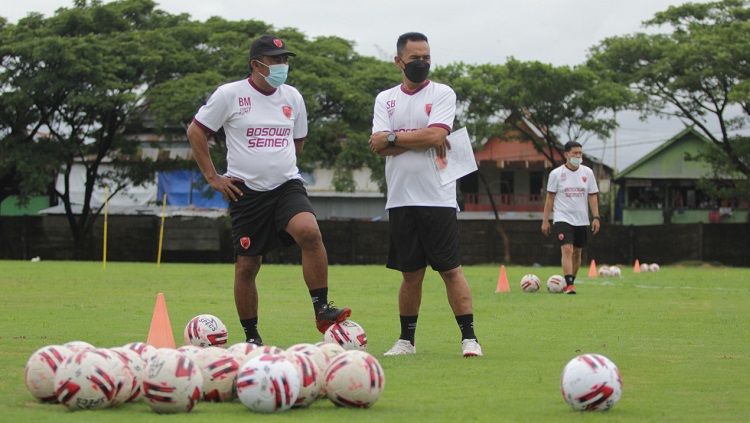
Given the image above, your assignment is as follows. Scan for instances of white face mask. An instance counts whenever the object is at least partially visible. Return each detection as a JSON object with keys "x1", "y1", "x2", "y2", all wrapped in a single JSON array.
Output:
[{"x1": 568, "y1": 157, "x2": 582, "y2": 167}]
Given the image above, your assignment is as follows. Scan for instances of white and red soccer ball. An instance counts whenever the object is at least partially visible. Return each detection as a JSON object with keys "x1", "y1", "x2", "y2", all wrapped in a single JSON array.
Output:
[
  {"x1": 141, "y1": 348, "x2": 203, "y2": 413},
  {"x1": 324, "y1": 350, "x2": 385, "y2": 408},
  {"x1": 546, "y1": 275, "x2": 565, "y2": 293},
  {"x1": 53, "y1": 348, "x2": 124, "y2": 411},
  {"x1": 193, "y1": 347, "x2": 240, "y2": 402},
  {"x1": 183, "y1": 314, "x2": 228, "y2": 347},
  {"x1": 285, "y1": 351, "x2": 323, "y2": 407},
  {"x1": 520, "y1": 274, "x2": 541, "y2": 293},
  {"x1": 25, "y1": 345, "x2": 74, "y2": 402},
  {"x1": 236, "y1": 354, "x2": 300, "y2": 413},
  {"x1": 324, "y1": 320, "x2": 367, "y2": 351},
  {"x1": 561, "y1": 353, "x2": 622, "y2": 412}
]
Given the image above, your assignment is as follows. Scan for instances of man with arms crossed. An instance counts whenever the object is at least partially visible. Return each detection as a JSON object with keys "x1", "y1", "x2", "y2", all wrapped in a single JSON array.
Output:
[
  {"x1": 369, "y1": 32, "x2": 481, "y2": 357},
  {"x1": 187, "y1": 35, "x2": 350, "y2": 345},
  {"x1": 541, "y1": 141, "x2": 601, "y2": 294}
]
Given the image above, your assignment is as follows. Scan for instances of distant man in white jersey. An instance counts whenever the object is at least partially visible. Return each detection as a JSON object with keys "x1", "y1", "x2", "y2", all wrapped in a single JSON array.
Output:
[
  {"x1": 541, "y1": 141, "x2": 601, "y2": 294},
  {"x1": 186, "y1": 35, "x2": 351, "y2": 345},
  {"x1": 368, "y1": 32, "x2": 482, "y2": 357}
]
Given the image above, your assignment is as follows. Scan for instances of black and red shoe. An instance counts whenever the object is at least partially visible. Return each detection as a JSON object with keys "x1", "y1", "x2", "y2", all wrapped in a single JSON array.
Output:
[
  {"x1": 315, "y1": 302, "x2": 351, "y2": 333},
  {"x1": 563, "y1": 284, "x2": 577, "y2": 295}
]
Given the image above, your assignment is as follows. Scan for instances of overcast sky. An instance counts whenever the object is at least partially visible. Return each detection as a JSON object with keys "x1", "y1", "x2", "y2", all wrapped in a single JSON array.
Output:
[{"x1": 2, "y1": 0, "x2": 717, "y2": 170}]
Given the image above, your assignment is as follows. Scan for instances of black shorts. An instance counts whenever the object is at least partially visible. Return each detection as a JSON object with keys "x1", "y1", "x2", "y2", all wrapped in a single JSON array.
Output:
[
  {"x1": 554, "y1": 222, "x2": 588, "y2": 248},
  {"x1": 387, "y1": 206, "x2": 461, "y2": 272},
  {"x1": 229, "y1": 179, "x2": 315, "y2": 257}
]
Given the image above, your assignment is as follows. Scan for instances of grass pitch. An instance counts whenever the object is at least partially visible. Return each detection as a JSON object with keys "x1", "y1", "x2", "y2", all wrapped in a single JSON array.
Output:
[{"x1": 0, "y1": 260, "x2": 748, "y2": 422}]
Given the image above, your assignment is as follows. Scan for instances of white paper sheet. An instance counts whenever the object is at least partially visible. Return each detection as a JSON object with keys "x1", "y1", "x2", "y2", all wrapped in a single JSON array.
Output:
[{"x1": 433, "y1": 127, "x2": 478, "y2": 185}]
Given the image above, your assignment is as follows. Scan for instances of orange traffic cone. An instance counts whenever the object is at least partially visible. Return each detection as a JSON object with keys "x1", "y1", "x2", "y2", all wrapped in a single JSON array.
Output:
[
  {"x1": 495, "y1": 265, "x2": 510, "y2": 293},
  {"x1": 633, "y1": 259, "x2": 641, "y2": 273},
  {"x1": 588, "y1": 259, "x2": 598, "y2": 278},
  {"x1": 146, "y1": 293, "x2": 176, "y2": 348}
]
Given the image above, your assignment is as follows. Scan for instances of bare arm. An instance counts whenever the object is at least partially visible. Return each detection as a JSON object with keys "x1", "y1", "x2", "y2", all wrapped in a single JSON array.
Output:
[
  {"x1": 378, "y1": 146, "x2": 408, "y2": 157},
  {"x1": 294, "y1": 138, "x2": 305, "y2": 156},
  {"x1": 186, "y1": 121, "x2": 243, "y2": 201},
  {"x1": 589, "y1": 193, "x2": 600, "y2": 234},
  {"x1": 369, "y1": 127, "x2": 448, "y2": 154},
  {"x1": 541, "y1": 192, "x2": 555, "y2": 235}
]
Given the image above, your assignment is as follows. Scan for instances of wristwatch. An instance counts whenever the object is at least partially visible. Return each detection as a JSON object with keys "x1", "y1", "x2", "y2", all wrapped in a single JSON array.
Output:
[{"x1": 386, "y1": 132, "x2": 397, "y2": 146}]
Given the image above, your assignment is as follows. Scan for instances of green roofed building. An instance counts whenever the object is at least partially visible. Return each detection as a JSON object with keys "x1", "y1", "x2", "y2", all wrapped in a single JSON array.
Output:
[{"x1": 616, "y1": 127, "x2": 748, "y2": 225}]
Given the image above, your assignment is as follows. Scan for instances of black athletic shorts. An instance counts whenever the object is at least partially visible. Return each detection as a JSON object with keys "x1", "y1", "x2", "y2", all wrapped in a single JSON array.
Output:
[
  {"x1": 386, "y1": 206, "x2": 461, "y2": 272},
  {"x1": 554, "y1": 221, "x2": 588, "y2": 248},
  {"x1": 229, "y1": 179, "x2": 315, "y2": 257}
]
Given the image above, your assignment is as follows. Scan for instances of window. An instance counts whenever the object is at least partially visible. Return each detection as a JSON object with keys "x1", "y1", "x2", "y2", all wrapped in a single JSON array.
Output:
[{"x1": 500, "y1": 171, "x2": 514, "y2": 195}]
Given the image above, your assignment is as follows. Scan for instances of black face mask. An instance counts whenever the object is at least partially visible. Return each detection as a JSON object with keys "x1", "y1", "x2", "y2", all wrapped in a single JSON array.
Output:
[{"x1": 403, "y1": 59, "x2": 430, "y2": 84}]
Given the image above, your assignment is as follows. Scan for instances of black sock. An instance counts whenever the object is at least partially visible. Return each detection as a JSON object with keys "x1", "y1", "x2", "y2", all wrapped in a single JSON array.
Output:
[
  {"x1": 455, "y1": 314, "x2": 476, "y2": 340},
  {"x1": 564, "y1": 274, "x2": 575, "y2": 286},
  {"x1": 240, "y1": 317, "x2": 260, "y2": 342},
  {"x1": 310, "y1": 287, "x2": 328, "y2": 314},
  {"x1": 399, "y1": 315, "x2": 418, "y2": 345}
]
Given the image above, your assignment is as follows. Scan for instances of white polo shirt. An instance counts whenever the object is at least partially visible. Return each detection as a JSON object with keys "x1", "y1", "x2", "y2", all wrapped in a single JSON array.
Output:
[
  {"x1": 547, "y1": 164, "x2": 599, "y2": 226},
  {"x1": 193, "y1": 78, "x2": 307, "y2": 191},
  {"x1": 372, "y1": 80, "x2": 458, "y2": 209}
]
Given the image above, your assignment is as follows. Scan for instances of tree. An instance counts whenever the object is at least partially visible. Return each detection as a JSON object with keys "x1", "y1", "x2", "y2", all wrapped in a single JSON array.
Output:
[
  {"x1": 588, "y1": 0, "x2": 750, "y2": 202},
  {"x1": 0, "y1": 0, "x2": 205, "y2": 256},
  {"x1": 434, "y1": 59, "x2": 630, "y2": 167}
]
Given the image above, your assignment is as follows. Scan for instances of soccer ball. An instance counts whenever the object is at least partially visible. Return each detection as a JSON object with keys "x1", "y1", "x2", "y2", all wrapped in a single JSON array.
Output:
[
  {"x1": 226, "y1": 342, "x2": 258, "y2": 365},
  {"x1": 193, "y1": 346, "x2": 240, "y2": 402},
  {"x1": 324, "y1": 350, "x2": 385, "y2": 408},
  {"x1": 649, "y1": 263, "x2": 660, "y2": 272},
  {"x1": 324, "y1": 320, "x2": 368, "y2": 351},
  {"x1": 141, "y1": 349, "x2": 203, "y2": 413},
  {"x1": 546, "y1": 275, "x2": 565, "y2": 293},
  {"x1": 609, "y1": 266, "x2": 622, "y2": 277},
  {"x1": 184, "y1": 314, "x2": 228, "y2": 347},
  {"x1": 25, "y1": 345, "x2": 73, "y2": 402},
  {"x1": 64, "y1": 340, "x2": 95, "y2": 352},
  {"x1": 285, "y1": 351, "x2": 323, "y2": 407},
  {"x1": 640, "y1": 263, "x2": 649, "y2": 272},
  {"x1": 123, "y1": 342, "x2": 157, "y2": 363},
  {"x1": 53, "y1": 348, "x2": 123, "y2": 410},
  {"x1": 245, "y1": 345, "x2": 286, "y2": 361},
  {"x1": 561, "y1": 353, "x2": 622, "y2": 411},
  {"x1": 316, "y1": 341, "x2": 345, "y2": 363},
  {"x1": 176, "y1": 344, "x2": 203, "y2": 360},
  {"x1": 598, "y1": 266, "x2": 612, "y2": 277},
  {"x1": 109, "y1": 347, "x2": 145, "y2": 402},
  {"x1": 105, "y1": 350, "x2": 135, "y2": 407},
  {"x1": 286, "y1": 343, "x2": 329, "y2": 379},
  {"x1": 520, "y1": 274, "x2": 541, "y2": 293},
  {"x1": 236, "y1": 354, "x2": 300, "y2": 413}
]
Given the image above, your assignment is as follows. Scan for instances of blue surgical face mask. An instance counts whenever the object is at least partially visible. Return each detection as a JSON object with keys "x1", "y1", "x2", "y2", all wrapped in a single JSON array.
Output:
[
  {"x1": 256, "y1": 61, "x2": 288, "y2": 88},
  {"x1": 569, "y1": 157, "x2": 582, "y2": 167}
]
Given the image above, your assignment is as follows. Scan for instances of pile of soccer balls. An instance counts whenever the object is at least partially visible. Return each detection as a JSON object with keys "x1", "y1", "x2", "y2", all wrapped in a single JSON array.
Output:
[{"x1": 24, "y1": 314, "x2": 383, "y2": 413}]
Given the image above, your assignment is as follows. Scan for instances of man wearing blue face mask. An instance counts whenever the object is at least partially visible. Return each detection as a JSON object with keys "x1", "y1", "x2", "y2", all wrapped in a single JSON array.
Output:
[
  {"x1": 186, "y1": 34, "x2": 351, "y2": 345},
  {"x1": 541, "y1": 141, "x2": 601, "y2": 294}
]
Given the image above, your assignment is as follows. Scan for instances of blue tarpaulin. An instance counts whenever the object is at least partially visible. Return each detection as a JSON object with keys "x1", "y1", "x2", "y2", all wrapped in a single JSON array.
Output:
[{"x1": 157, "y1": 170, "x2": 227, "y2": 208}]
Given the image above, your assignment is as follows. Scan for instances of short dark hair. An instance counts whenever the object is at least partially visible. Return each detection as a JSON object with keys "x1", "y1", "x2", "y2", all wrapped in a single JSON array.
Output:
[
  {"x1": 396, "y1": 32, "x2": 428, "y2": 56},
  {"x1": 564, "y1": 141, "x2": 582, "y2": 152}
]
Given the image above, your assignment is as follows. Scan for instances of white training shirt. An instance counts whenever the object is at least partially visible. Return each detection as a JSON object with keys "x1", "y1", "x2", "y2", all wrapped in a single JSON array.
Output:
[
  {"x1": 372, "y1": 80, "x2": 458, "y2": 209},
  {"x1": 193, "y1": 78, "x2": 308, "y2": 191},
  {"x1": 547, "y1": 164, "x2": 599, "y2": 226}
]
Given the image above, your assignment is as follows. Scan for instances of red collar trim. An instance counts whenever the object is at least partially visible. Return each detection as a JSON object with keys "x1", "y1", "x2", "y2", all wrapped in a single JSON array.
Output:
[
  {"x1": 248, "y1": 77, "x2": 276, "y2": 96},
  {"x1": 400, "y1": 80, "x2": 430, "y2": 95}
]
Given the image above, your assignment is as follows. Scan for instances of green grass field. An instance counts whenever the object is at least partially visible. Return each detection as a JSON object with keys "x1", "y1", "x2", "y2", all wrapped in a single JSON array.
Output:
[{"x1": 1, "y1": 260, "x2": 748, "y2": 422}]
